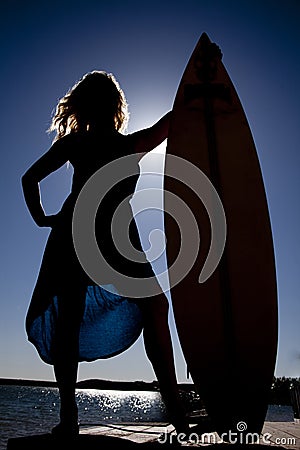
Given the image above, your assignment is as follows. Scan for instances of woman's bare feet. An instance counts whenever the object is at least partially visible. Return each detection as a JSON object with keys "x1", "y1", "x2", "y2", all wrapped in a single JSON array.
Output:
[
  {"x1": 52, "y1": 401, "x2": 79, "y2": 437},
  {"x1": 51, "y1": 421, "x2": 79, "y2": 438}
]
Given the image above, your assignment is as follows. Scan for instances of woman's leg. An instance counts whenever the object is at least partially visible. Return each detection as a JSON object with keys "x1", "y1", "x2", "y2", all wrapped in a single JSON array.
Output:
[
  {"x1": 52, "y1": 286, "x2": 85, "y2": 435},
  {"x1": 139, "y1": 293, "x2": 189, "y2": 434},
  {"x1": 126, "y1": 220, "x2": 188, "y2": 430}
]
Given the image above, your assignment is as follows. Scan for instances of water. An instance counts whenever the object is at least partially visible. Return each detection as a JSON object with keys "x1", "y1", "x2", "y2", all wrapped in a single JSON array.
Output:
[
  {"x1": 0, "y1": 385, "x2": 295, "y2": 450},
  {"x1": 0, "y1": 385, "x2": 167, "y2": 449}
]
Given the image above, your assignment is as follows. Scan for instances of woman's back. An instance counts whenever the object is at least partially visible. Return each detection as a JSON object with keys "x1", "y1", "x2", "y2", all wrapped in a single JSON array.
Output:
[{"x1": 67, "y1": 130, "x2": 138, "y2": 198}]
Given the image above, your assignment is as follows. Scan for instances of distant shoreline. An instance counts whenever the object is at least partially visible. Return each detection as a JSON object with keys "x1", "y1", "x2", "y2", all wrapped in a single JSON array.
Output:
[
  {"x1": 1, "y1": 377, "x2": 298, "y2": 406},
  {"x1": 0, "y1": 377, "x2": 194, "y2": 392}
]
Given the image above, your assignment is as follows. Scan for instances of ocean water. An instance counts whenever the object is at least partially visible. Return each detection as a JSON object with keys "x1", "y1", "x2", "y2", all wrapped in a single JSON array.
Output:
[
  {"x1": 0, "y1": 385, "x2": 167, "y2": 449},
  {"x1": 0, "y1": 385, "x2": 295, "y2": 450}
]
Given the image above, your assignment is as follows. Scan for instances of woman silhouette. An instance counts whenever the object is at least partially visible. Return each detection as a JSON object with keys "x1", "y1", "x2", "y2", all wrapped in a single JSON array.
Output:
[{"x1": 22, "y1": 71, "x2": 188, "y2": 437}]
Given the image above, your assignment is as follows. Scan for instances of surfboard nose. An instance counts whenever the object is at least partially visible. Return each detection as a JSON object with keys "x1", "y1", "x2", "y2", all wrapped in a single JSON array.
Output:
[{"x1": 200, "y1": 32, "x2": 211, "y2": 44}]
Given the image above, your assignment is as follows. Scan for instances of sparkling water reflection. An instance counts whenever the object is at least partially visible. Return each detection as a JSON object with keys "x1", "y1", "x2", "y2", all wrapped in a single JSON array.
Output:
[{"x1": 76, "y1": 388, "x2": 167, "y2": 424}]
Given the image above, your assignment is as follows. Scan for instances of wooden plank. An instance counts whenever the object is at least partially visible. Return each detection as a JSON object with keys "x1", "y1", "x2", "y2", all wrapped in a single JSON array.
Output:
[
  {"x1": 263, "y1": 422, "x2": 300, "y2": 449},
  {"x1": 81, "y1": 421, "x2": 300, "y2": 447},
  {"x1": 7, "y1": 421, "x2": 300, "y2": 448}
]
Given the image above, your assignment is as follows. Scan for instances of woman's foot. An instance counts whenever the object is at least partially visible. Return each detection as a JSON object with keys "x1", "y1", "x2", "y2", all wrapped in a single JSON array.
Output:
[
  {"x1": 51, "y1": 421, "x2": 79, "y2": 438},
  {"x1": 171, "y1": 415, "x2": 190, "y2": 437},
  {"x1": 167, "y1": 403, "x2": 190, "y2": 437},
  {"x1": 52, "y1": 401, "x2": 79, "y2": 438}
]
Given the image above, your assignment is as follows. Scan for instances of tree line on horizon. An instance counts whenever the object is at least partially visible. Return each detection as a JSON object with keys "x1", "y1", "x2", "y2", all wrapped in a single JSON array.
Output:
[{"x1": 270, "y1": 377, "x2": 300, "y2": 405}]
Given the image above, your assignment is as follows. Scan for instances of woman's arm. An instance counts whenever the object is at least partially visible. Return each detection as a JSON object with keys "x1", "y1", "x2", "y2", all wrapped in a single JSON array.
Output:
[
  {"x1": 22, "y1": 138, "x2": 70, "y2": 227},
  {"x1": 131, "y1": 111, "x2": 171, "y2": 159}
]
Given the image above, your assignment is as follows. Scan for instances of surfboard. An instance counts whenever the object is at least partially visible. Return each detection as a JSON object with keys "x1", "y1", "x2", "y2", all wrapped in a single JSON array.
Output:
[{"x1": 164, "y1": 33, "x2": 278, "y2": 439}]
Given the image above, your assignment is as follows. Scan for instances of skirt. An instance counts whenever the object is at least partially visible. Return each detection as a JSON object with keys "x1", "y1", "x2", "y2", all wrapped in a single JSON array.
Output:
[{"x1": 25, "y1": 194, "x2": 155, "y2": 365}]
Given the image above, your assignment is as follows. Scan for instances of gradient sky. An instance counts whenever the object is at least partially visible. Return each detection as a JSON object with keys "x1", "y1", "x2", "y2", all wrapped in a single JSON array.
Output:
[{"x1": 0, "y1": 0, "x2": 299, "y2": 383}]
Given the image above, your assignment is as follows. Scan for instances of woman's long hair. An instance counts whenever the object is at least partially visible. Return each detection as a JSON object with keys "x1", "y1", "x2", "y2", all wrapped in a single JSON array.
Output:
[{"x1": 49, "y1": 71, "x2": 128, "y2": 141}]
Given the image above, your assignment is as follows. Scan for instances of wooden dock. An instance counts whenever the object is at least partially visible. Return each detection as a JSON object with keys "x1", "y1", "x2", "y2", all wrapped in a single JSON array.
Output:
[{"x1": 7, "y1": 421, "x2": 300, "y2": 449}]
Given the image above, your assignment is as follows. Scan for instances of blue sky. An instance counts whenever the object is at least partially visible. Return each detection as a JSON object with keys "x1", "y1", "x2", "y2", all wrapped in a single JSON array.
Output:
[{"x1": 0, "y1": 0, "x2": 299, "y2": 382}]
